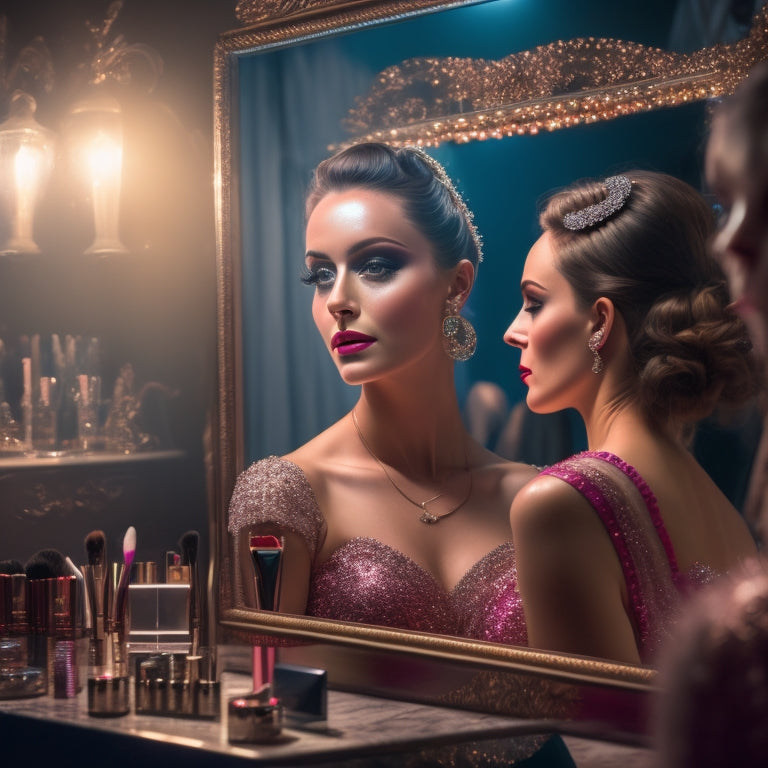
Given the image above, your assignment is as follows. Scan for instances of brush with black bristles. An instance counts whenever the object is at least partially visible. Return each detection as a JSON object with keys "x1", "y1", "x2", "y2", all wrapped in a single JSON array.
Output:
[
  {"x1": 24, "y1": 549, "x2": 72, "y2": 686},
  {"x1": 0, "y1": 559, "x2": 24, "y2": 575},
  {"x1": 179, "y1": 530, "x2": 200, "y2": 657},
  {"x1": 24, "y1": 549, "x2": 69, "y2": 581},
  {"x1": 83, "y1": 530, "x2": 108, "y2": 667}
]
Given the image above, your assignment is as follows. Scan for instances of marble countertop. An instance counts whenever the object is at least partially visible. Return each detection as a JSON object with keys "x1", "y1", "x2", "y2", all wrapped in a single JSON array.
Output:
[{"x1": 0, "y1": 671, "x2": 655, "y2": 767}]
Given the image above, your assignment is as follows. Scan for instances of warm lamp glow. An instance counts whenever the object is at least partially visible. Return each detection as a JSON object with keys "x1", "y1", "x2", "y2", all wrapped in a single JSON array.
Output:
[
  {"x1": 0, "y1": 91, "x2": 55, "y2": 256},
  {"x1": 86, "y1": 132, "x2": 123, "y2": 186},
  {"x1": 67, "y1": 95, "x2": 128, "y2": 256}
]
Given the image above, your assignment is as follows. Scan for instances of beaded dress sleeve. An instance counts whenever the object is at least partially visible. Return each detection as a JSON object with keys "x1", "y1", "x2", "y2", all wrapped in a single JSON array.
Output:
[{"x1": 227, "y1": 455, "x2": 326, "y2": 607}]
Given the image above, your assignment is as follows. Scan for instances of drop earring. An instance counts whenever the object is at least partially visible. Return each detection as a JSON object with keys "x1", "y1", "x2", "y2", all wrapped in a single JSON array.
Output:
[
  {"x1": 442, "y1": 298, "x2": 477, "y2": 362},
  {"x1": 588, "y1": 327, "x2": 604, "y2": 374}
]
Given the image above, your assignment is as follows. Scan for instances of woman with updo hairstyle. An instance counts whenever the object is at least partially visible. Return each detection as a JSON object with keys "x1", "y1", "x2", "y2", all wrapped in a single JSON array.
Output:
[
  {"x1": 504, "y1": 169, "x2": 759, "y2": 665},
  {"x1": 229, "y1": 142, "x2": 538, "y2": 642}
]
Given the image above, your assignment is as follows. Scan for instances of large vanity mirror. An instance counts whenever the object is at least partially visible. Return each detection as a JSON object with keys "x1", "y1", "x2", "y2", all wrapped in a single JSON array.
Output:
[{"x1": 213, "y1": 0, "x2": 768, "y2": 737}]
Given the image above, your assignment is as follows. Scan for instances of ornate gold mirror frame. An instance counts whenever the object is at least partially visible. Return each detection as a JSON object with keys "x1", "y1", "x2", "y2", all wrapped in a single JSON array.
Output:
[{"x1": 213, "y1": 0, "x2": 767, "y2": 740}]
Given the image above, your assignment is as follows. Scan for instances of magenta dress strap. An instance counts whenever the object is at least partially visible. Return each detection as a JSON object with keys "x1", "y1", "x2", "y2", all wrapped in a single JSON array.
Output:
[
  {"x1": 540, "y1": 450, "x2": 682, "y2": 660},
  {"x1": 589, "y1": 451, "x2": 682, "y2": 579}
]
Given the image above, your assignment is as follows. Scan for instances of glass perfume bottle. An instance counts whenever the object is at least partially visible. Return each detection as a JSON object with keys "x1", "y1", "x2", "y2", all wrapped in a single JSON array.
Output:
[
  {"x1": 75, "y1": 374, "x2": 101, "y2": 451},
  {"x1": 32, "y1": 376, "x2": 57, "y2": 454}
]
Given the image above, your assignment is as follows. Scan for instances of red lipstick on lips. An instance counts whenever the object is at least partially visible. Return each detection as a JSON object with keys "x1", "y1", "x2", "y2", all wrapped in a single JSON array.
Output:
[
  {"x1": 519, "y1": 365, "x2": 532, "y2": 384},
  {"x1": 332, "y1": 330, "x2": 376, "y2": 356}
]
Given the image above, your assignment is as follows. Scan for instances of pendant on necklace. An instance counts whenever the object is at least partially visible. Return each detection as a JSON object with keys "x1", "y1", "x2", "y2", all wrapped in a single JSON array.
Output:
[{"x1": 419, "y1": 504, "x2": 440, "y2": 524}]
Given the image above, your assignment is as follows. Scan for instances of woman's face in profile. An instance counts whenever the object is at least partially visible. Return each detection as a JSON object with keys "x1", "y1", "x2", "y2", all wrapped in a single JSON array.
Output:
[
  {"x1": 706, "y1": 113, "x2": 768, "y2": 358},
  {"x1": 503, "y1": 231, "x2": 595, "y2": 414},
  {"x1": 304, "y1": 187, "x2": 452, "y2": 386}
]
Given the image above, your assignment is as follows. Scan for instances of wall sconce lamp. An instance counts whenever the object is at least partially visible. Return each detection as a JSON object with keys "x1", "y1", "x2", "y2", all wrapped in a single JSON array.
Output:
[
  {"x1": 68, "y1": 95, "x2": 128, "y2": 256},
  {"x1": 0, "y1": 1, "x2": 162, "y2": 259},
  {"x1": 0, "y1": 90, "x2": 55, "y2": 256}
]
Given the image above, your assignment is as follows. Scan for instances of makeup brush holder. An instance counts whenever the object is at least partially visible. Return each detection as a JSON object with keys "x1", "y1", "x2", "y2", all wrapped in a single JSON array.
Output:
[{"x1": 87, "y1": 635, "x2": 129, "y2": 717}]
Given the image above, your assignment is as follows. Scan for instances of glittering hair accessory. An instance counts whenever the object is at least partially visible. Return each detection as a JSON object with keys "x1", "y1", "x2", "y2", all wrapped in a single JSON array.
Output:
[
  {"x1": 412, "y1": 147, "x2": 484, "y2": 262},
  {"x1": 563, "y1": 175, "x2": 632, "y2": 231}
]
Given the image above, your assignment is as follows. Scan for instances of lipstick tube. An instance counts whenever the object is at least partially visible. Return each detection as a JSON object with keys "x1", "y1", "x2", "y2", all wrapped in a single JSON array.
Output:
[{"x1": 249, "y1": 535, "x2": 283, "y2": 699}]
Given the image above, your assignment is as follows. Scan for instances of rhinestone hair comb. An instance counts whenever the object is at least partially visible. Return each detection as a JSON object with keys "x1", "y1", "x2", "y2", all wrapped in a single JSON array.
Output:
[{"x1": 563, "y1": 174, "x2": 632, "y2": 231}]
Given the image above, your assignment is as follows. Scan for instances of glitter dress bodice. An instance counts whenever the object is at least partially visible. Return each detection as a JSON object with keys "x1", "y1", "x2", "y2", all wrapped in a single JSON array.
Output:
[
  {"x1": 540, "y1": 451, "x2": 717, "y2": 662},
  {"x1": 228, "y1": 456, "x2": 528, "y2": 645}
]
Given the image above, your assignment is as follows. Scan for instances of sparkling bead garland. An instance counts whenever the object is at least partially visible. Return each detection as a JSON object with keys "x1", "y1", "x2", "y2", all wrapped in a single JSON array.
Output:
[{"x1": 338, "y1": 5, "x2": 768, "y2": 148}]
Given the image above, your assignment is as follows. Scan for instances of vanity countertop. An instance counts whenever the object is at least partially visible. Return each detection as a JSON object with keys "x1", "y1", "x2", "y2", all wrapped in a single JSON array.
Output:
[{"x1": 0, "y1": 672, "x2": 654, "y2": 766}]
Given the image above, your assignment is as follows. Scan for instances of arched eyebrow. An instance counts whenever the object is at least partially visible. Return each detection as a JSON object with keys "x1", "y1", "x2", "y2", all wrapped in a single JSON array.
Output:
[
  {"x1": 305, "y1": 236, "x2": 409, "y2": 262},
  {"x1": 520, "y1": 279, "x2": 548, "y2": 292}
]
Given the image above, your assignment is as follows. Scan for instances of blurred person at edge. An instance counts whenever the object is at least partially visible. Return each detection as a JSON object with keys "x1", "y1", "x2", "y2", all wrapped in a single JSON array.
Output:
[{"x1": 655, "y1": 61, "x2": 768, "y2": 768}]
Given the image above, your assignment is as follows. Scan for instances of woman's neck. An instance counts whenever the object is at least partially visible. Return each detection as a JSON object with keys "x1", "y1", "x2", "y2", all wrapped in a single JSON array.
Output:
[
  {"x1": 354, "y1": 383, "x2": 470, "y2": 477},
  {"x1": 582, "y1": 400, "x2": 681, "y2": 458}
]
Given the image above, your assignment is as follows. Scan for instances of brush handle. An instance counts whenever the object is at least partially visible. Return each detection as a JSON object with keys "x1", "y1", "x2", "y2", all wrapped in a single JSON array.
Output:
[{"x1": 113, "y1": 558, "x2": 133, "y2": 645}]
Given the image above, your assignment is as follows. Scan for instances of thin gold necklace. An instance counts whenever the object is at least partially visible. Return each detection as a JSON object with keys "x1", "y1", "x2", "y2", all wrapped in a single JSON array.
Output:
[{"x1": 352, "y1": 409, "x2": 473, "y2": 525}]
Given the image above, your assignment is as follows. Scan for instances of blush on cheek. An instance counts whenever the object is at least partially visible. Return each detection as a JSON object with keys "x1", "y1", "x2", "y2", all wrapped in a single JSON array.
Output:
[{"x1": 533, "y1": 316, "x2": 584, "y2": 360}]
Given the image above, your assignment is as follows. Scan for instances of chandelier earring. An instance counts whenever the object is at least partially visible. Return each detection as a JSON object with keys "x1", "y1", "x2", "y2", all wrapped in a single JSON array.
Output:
[
  {"x1": 588, "y1": 327, "x2": 605, "y2": 374},
  {"x1": 442, "y1": 298, "x2": 477, "y2": 362}
]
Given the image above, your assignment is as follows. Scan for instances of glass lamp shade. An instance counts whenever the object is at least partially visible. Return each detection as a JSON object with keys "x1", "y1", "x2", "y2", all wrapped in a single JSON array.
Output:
[
  {"x1": 67, "y1": 94, "x2": 128, "y2": 256},
  {"x1": 0, "y1": 91, "x2": 56, "y2": 256}
]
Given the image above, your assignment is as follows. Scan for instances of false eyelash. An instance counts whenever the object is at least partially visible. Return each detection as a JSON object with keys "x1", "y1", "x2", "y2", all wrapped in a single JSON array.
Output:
[{"x1": 299, "y1": 266, "x2": 319, "y2": 286}]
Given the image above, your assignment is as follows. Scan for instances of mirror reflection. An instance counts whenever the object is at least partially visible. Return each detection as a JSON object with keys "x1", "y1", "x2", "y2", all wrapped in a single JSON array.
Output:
[{"x1": 220, "y1": 0, "x2": 768, "y2": 667}]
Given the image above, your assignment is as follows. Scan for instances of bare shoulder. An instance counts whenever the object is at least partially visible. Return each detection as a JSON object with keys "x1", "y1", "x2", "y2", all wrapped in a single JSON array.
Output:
[
  {"x1": 472, "y1": 445, "x2": 539, "y2": 506},
  {"x1": 510, "y1": 473, "x2": 600, "y2": 541},
  {"x1": 283, "y1": 419, "x2": 353, "y2": 486}
]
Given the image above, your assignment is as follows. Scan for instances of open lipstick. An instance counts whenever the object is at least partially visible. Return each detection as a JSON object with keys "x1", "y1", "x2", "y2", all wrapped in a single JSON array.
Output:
[
  {"x1": 228, "y1": 535, "x2": 285, "y2": 744},
  {"x1": 249, "y1": 535, "x2": 284, "y2": 696},
  {"x1": 331, "y1": 331, "x2": 376, "y2": 356}
]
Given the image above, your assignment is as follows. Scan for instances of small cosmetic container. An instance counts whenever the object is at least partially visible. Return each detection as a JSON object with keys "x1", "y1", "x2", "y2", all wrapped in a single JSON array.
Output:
[
  {"x1": 133, "y1": 647, "x2": 220, "y2": 720},
  {"x1": 273, "y1": 663, "x2": 328, "y2": 730},
  {"x1": 227, "y1": 692, "x2": 282, "y2": 744},
  {"x1": 88, "y1": 672, "x2": 129, "y2": 717}
]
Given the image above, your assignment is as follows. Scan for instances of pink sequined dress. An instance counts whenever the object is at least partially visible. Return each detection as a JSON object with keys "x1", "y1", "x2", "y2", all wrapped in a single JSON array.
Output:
[
  {"x1": 539, "y1": 450, "x2": 717, "y2": 662},
  {"x1": 227, "y1": 456, "x2": 528, "y2": 645}
]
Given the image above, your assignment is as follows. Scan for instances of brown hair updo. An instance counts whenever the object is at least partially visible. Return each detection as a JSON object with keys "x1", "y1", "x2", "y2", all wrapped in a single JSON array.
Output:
[{"x1": 540, "y1": 170, "x2": 758, "y2": 427}]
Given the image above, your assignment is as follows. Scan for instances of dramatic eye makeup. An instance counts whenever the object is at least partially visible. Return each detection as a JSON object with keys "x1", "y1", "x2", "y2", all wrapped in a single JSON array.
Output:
[
  {"x1": 301, "y1": 244, "x2": 409, "y2": 289},
  {"x1": 351, "y1": 247, "x2": 407, "y2": 281},
  {"x1": 520, "y1": 280, "x2": 547, "y2": 315},
  {"x1": 301, "y1": 259, "x2": 336, "y2": 288}
]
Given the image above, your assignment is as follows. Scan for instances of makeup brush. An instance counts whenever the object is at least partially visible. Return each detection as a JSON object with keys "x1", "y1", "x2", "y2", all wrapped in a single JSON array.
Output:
[
  {"x1": 24, "y1": 549, "x2": 69, "y2": 581},
  {"x1": 0, "y1": 559, "x2": 24, "y2": 575},
  {"x1": 64, "y1": 557, "x2": 86, "y2": 635},
  {"x1": 179, "y1": 530, "x2": 200, "y2": 656},
  {"x1": 113, "y1": 526, "x2": 136, "y2": 647},
  {"x1": 83, "y1": 530, "x2": 109, "y2": 668},
  {"x1": 24, "y1": 549, "x2": 73, "y2": 692},
  {"x1": 24, "y1": 549, "x2": 74, "y2": 633}
]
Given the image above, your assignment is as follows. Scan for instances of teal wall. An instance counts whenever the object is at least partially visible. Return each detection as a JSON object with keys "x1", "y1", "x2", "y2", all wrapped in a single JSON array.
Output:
[{"x1": 238, "y1": 0, "x2": 718, "y2": 459}]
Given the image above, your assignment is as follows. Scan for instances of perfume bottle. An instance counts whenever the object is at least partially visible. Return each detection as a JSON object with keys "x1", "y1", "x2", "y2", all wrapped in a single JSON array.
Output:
[
  {"x1": 32, "y1": 376, "x2": 57, "y2": 453},
  {"x1": 75, "y1": 374, "x2": 101, "y2": 451}
]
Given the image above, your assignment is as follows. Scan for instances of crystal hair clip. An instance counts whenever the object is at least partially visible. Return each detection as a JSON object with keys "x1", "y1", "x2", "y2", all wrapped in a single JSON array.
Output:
[
  {"x1": 563, "y1": 174, "x2": 632, "y2": 231},
  {"x1": 412, "y1": 148, "x2": 484, "y2": 262}
]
